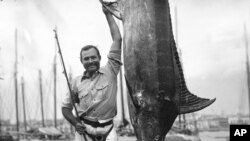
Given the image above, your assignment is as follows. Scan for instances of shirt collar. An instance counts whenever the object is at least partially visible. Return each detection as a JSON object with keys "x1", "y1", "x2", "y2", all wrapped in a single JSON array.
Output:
[{"x1": 81, "y1": 68, "x2": 104, "y2": 81}]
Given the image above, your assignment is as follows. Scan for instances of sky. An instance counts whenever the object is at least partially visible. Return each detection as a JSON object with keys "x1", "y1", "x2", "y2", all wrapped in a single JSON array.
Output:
[{"x1": 0, "y1": 0, "x2": 250, "y2": 124}]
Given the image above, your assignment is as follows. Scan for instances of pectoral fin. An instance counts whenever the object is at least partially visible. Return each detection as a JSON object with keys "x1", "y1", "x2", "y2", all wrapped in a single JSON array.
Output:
[{"x1": 124, "y1": 76, "x2": 140, "y2": 109}]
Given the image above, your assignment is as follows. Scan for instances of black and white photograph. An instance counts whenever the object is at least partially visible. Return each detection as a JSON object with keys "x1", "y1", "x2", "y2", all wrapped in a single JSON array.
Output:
[{"x1": 0, "y1": 0, "x2": 249, "y2": 141}]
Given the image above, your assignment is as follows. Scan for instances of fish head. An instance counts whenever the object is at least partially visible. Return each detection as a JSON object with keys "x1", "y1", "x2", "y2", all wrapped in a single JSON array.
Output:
[{"x1": 127, "y1": 89, "x2": 178, "y2": 141}]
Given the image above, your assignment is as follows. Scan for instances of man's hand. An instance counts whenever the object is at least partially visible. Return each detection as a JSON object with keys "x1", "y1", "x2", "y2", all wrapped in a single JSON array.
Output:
[{"x1": 75, "y1": 122, "x2": 86, "y2": 134}]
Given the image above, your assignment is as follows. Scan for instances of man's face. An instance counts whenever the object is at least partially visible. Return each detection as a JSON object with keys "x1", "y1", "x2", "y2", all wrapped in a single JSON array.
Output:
[{"x1": 81, "y1": 48, "x2": 100, "y2": 74}]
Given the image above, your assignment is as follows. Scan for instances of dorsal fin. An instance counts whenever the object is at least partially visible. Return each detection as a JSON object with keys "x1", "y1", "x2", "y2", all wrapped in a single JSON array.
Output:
[{"x1": 171, "y1": 40, "x2": 216, "y2": 114}]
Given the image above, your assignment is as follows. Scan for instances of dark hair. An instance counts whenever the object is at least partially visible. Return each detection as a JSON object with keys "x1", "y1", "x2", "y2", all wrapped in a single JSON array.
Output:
[{"x1": 80, "y1": 45, "x2": 101, "y2": 62}]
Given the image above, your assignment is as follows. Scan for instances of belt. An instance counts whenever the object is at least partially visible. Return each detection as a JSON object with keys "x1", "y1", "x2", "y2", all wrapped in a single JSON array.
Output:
[{"x1": 80, "y1": 117, "x2": 113, "y2": 128}]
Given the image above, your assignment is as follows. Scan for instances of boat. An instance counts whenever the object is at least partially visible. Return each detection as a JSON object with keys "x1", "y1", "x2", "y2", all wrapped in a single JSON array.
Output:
[
  {"x1": 165, "y1": 133, "x2": 201, "y2": 141},
  {"x1": 37, "y1": 127, "x2": 62, "y2": 140},
  {"x1": 0, "y1": 132, "x2": 15, "y2": 141},
  {"x1": 228, "y1": 24, "x2": 250, "y2": 126},
  {"x1": 238, "y1": 24, "x2": 250, "y2": 125},
  {"x1": 0, "y1": 28, "x2": 66, "y2": 141},
  {"x1": 165, "y1": 115, "x2": 201, "y2": 141},
  {"x1": 0, "y1": 50, "x2": 13, "y2": 141}
]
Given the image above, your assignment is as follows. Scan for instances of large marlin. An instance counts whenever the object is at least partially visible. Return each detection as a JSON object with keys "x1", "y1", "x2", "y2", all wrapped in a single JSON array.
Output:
[{"x1": 102, "y1": 0, "x2": 216, "y2": 141}]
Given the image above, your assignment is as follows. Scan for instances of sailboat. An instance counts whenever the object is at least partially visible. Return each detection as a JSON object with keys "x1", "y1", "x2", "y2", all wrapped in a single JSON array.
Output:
[
  {"x1": 0, "y1": 29, "x2": 18, "y2": 141},
  {"x1": 20, "y1": 68, "x2": 63, "y2": 140},
  {"x1": 231, "y1": 24, "x2": 250, "y2": 125},
  {"x1": 35, "y1": 68, "x2": 61, "y2": 140},
  {"x1": 242, "y1": 24, "x2": 250, "y2": 124},
  {"x1": 11, "y1": 28, "x2": 64, "y2": 140},
  {"x1": 34, "y1": 28, "x2": 64, "y2": 140},
  {"x1": 0, "y1": 47, "x2": 14, "y2": 141}
]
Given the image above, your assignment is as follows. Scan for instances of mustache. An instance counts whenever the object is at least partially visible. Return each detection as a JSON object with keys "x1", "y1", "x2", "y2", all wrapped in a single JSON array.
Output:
[{"x1": 86, "y1": 61, "x2": 99, "y2": 67}]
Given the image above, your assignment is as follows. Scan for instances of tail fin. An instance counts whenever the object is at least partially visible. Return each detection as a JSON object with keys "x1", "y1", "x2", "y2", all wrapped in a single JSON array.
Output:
[{"x1": 179, "y1": 91, "x2": 216, "y2": 114}]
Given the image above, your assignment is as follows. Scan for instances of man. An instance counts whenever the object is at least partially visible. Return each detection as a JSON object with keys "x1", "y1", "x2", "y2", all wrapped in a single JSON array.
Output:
[{"x1": 62, "y1": 4, "x2": 122, "y2": 141}]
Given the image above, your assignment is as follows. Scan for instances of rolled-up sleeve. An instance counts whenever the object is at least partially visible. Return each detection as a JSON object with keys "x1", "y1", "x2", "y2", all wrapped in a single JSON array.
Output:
[
  {"x1": 107, "y1": 49, "x2": 122, "y2": 75},
  {"x1": 62, "y1": 91, "x2": 73, "y2": 110},
  {"x1": 61, "y1": 78, "x2": 78, "y2": 110}
]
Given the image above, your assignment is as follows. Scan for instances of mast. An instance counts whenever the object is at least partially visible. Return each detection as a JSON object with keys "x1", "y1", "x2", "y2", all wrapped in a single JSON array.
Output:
[
  {"x1": 174, "y1": 5, "x2": 182, "y2": 129},
  {"x1": 21, "y1": 56, "x2": 27, "y2": 132},
  {"x1": 0, "y1": 47, "x2": 2, "y2": 133},
  {"x1": 53, "y1": 26, "x2": 57, "y2": 128},
  {"x1": 14, "y1": 28, "x2": 19, "y2": 138},
  {"x1": 244, "y1": 24, "x2": 250, "y2": 119},
  {"x1": 119, "y1": 68, "x2": 128, "y2": 127},
  {"x1": 192, "y1": 113, "x2": 199, "y2": 135},
  {"x1": 175, "y1": 5, "x2": 187, "y2": 130},
  {"x1": 39, "y1": 69, "x2": 45, "y2": 127},
  {"x1": 21, "y1": 76, "x2": 27, "y2": 131},
  {"x1": 0, "y1": 47, "x2": 2, "y2": 80},
  {"x1": 117, "y1": 20, "x2": 128, "y2": 127}
]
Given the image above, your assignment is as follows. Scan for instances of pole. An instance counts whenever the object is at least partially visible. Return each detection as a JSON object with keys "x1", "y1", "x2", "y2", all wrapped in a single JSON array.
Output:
[
  {"x1": 21, "y1": 77, "x2": 27, "y2": 131},
  {"x1": 14, "y1": 28, "x2": 19, "y2": 139},
  {"x1": 244, "y1": 24, "x2": 250, "y2": 120},
  {"x1": 53, "y1": 42, "x2": 57, "y2": 128},
  {"x1": 0, "y1": 49, "x2": 2, "y2": 132},
  {"x1": 53, "y1": 29, "x2": 79, "y2": 118},
  {"x1": 174, "y1": 5, "x2": 182, "y2": 130},
  {"x1": 39, "y1": 69, "x2": 45, "y2": 127},
  {"x1": 0, "y1": 47, "x2": 3, "y2": 80},
  {"x1": 53, "y1": 28, "x2": 88, "y2": 141},
  {"x1": 68, "y1": 68, "x2": 74, "y2": 135},
  {"x1": 119, "y1": 69, "x2": 126, "y2": 125}
]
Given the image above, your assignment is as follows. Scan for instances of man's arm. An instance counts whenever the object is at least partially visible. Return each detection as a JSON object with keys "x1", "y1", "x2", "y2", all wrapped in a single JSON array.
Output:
[
  {"x1": 62, "y1": 107, "x2": 86, "y2": 134},
  {"x1": 61, "y1": 88, "x2": 80, "y2": 127},
  {"x1": 62, "y1": 107, "x2": 79, "y2": 126},
  {"x1": 103, "y1": 6, "x2": 122, "y2": 51},
  {"x1": 62, "y1": 88, "x2": 85, "y2": 134},
  {"x1": 102, "y1": 6, "x2": 123, "y2": 75}
]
